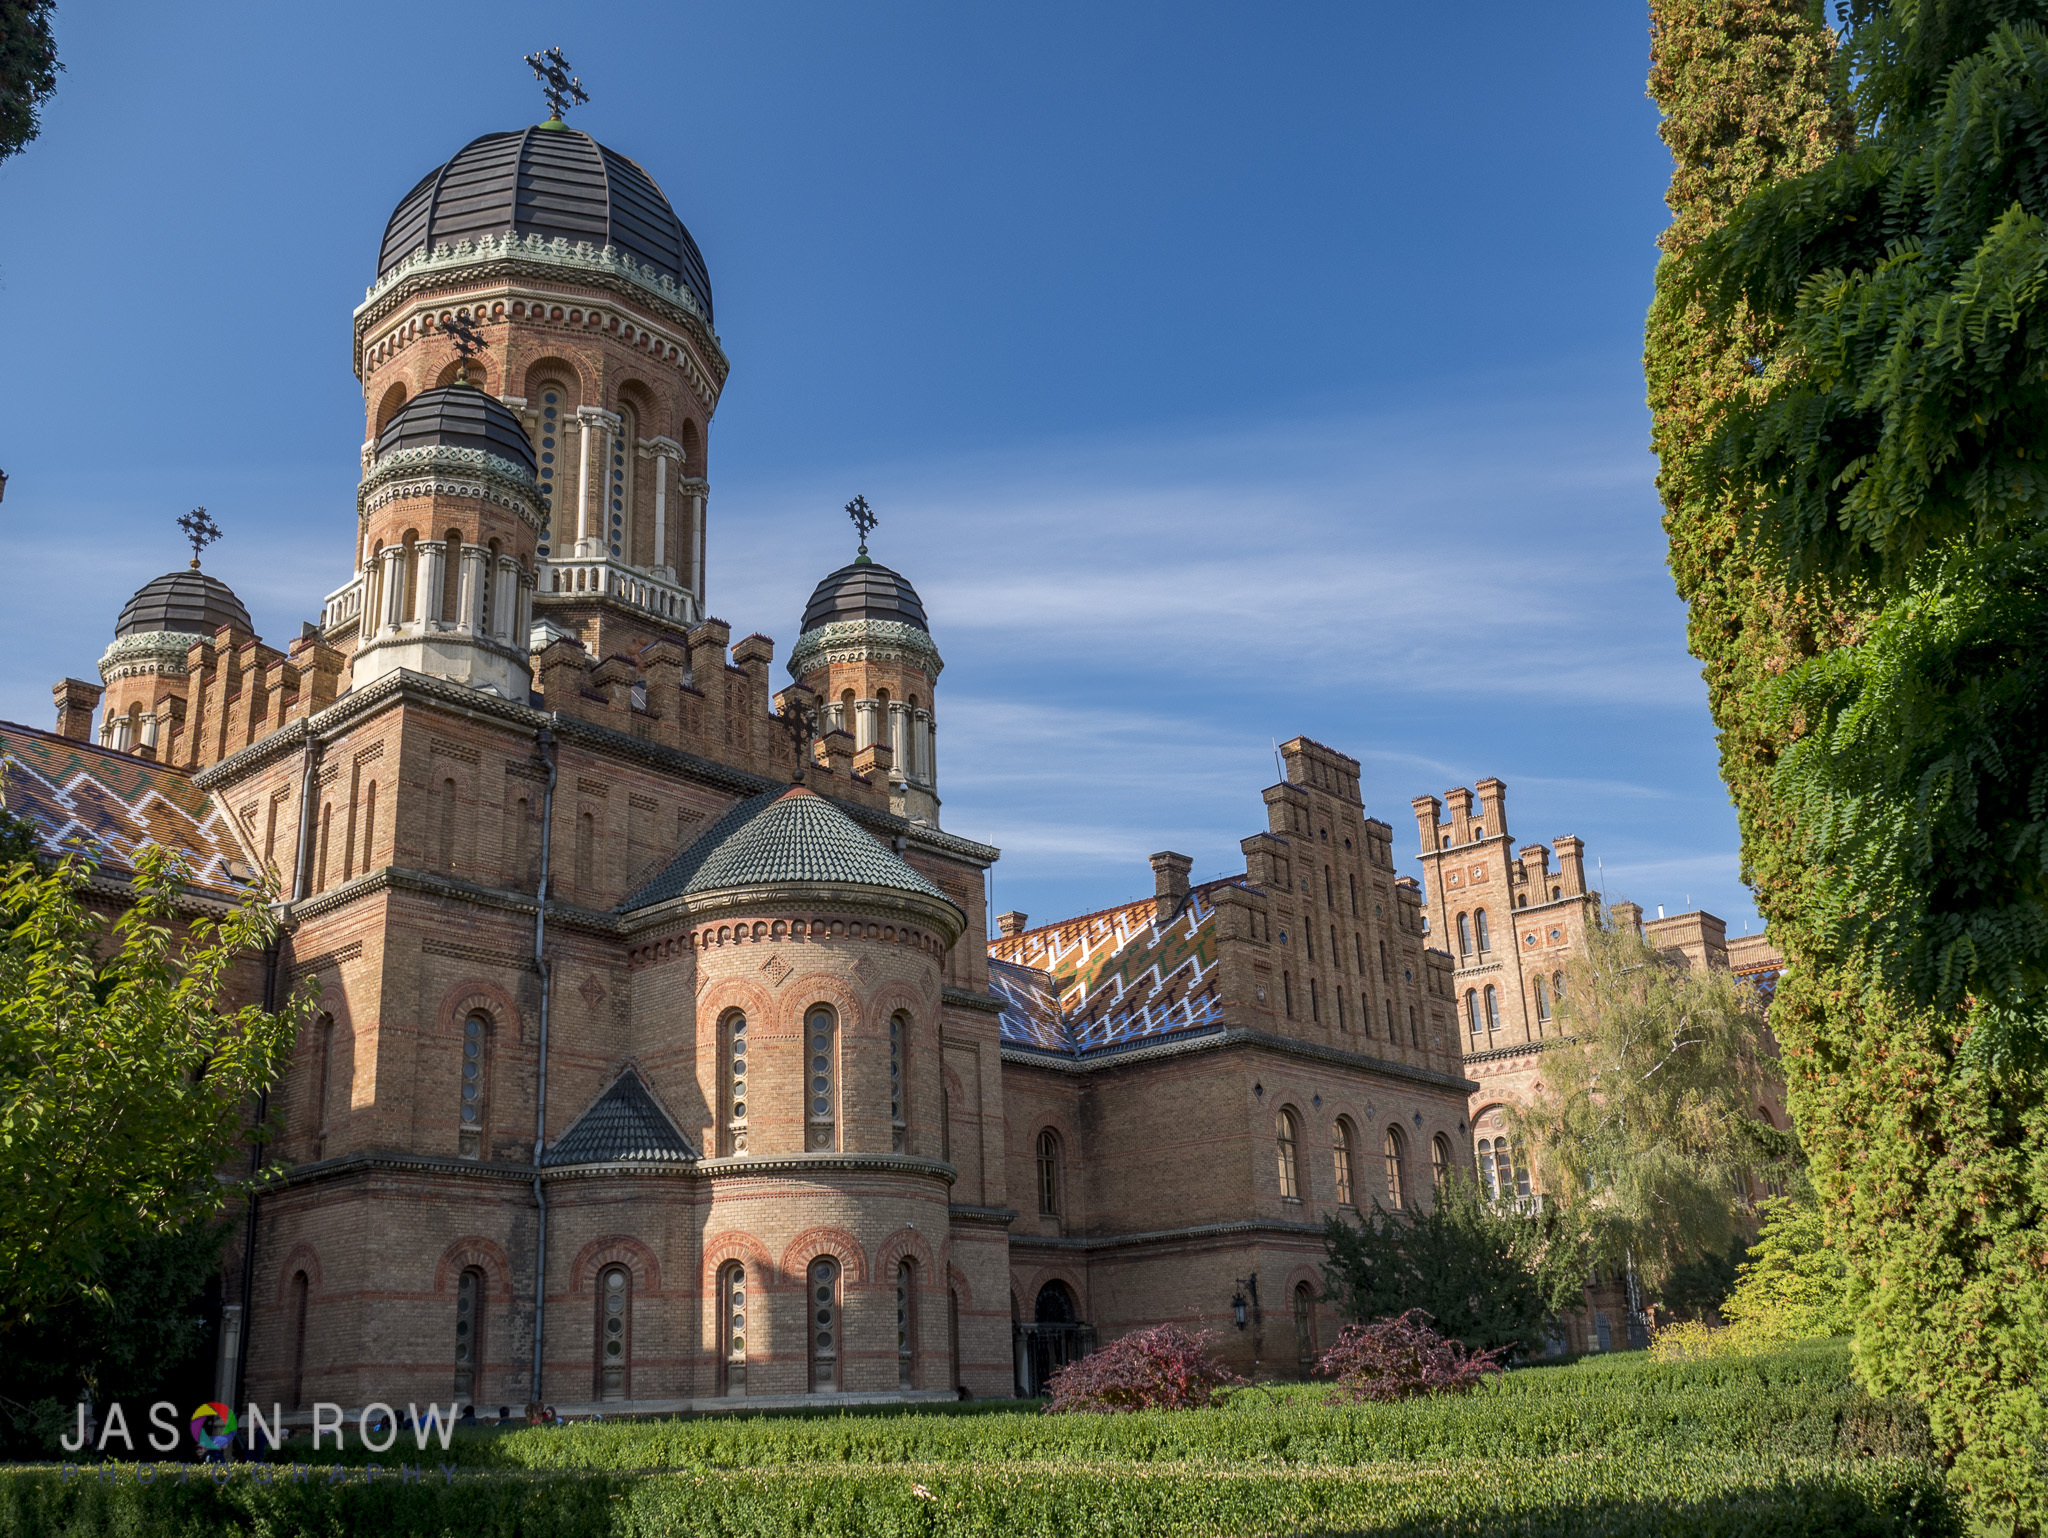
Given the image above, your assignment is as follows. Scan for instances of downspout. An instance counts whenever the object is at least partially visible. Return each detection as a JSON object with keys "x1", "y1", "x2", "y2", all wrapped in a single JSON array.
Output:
[{"x1": 528, "y1": 724, "x2": 557, "y2": 1405}]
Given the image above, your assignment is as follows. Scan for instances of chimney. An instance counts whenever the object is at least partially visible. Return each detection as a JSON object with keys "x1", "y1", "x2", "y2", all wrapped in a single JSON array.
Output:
[
  {"x1": 1411, "y1": 794, "x2": 1443, "y2": 855},
  {"x1": 52, "y1": 678, "x2": 102, "y2": 743},
  {"x1": 1473, "y1": 777, "x2": 1507, "y2": 841},
  {"x1": 1555, "y1": 835, "x2": 1588, "y2": 895},
  {"x1": 1150, "y1": 850, "x2": 1193, "y2": 923},
  {"x1": 995, "y1": 911, "x2": 1029, "y2": 938},
  {"x1": 1444, "y1": 786, "x2": 1475, "y2": 845},
  {"x1": 1610, "y1": 900, "x2": 1644, "y2": 937}
]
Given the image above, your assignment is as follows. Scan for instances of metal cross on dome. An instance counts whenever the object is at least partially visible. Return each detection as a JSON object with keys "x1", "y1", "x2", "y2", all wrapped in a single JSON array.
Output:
[
  {"x1": 178, "y1": 507, "x2": 221, "y2": 569},
  {"x1": 443, "y1": 311, "x2": 485, "y2": 382},
  {"x1": 846, "y1": 494, "x2": 877, "y2": 559},
  {"x1": 525, "y1": 48, "x2": 589, "y2": 122}
]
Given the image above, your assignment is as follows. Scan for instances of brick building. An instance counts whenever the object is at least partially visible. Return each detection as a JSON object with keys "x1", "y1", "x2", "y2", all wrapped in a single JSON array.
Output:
[{"x1": 1, "y1": 111, "x2": 1783, "y2": 1413}]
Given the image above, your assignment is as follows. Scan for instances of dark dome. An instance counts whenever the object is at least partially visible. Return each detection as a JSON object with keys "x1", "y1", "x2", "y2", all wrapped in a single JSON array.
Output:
[
  {"x1": 375, "y1": 385, "x2": 537, "y2": 474},
  {"x1": 378, "y1": 124, "x2": 713, "y2": 321},
  {"x1": 114, "y1": 569, "x2": 253, "y2": 639},
  {"x1": 800, "y1": 559, "x2": 930, "y2": 634}
]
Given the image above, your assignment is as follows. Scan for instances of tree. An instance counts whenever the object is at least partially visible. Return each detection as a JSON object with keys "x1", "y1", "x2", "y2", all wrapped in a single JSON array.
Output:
[
  {"x1": 1508, "y1": 918, "x2": 1789, "y2": 1327},
  {"x1": 1319, "y1": 1172, "x2": 1588, "y2": 1359},
  {"x1": 0, "y1": 842, "x2": 306, "y2": 1328},
  {"x1": 0, "y1": 0, "x2": 60, "y2": 165},
  {"x1": 1719, "y1": 1194, "x2": 1854, "y2": 1344},
  {"x1": 1650, "y1": 1, "x2": 2048, "y2": 1524}
]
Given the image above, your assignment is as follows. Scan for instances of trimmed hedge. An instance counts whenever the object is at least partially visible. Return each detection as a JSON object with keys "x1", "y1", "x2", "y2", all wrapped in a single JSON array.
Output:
[{"x1": 0, "y1": 1455, "x2": 1956, "y2": 1538}]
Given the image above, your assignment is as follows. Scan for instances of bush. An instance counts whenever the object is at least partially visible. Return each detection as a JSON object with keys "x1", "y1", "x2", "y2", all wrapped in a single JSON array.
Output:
[
  {"x1": 1042, "y1": 1323, "x2": 1243, "y2": 1414},
  {"x1": 1316, "y1": 1310, "x2": 1508, "y2": 1403}
]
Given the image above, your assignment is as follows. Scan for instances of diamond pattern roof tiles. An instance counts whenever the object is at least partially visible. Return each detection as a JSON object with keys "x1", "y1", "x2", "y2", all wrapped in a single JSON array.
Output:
[
  {"x1": 621, "y1": 786, "x2": 945, "y2": 912},
  {"x1": 540, "y1": 1069, "x2": 695, "y2": 1166}
]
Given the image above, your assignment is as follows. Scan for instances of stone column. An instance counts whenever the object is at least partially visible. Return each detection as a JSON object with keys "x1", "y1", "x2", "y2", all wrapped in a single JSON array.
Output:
[
  {"x1": 691, "y1": 485, "x2": 707, "y2": 603},
  {"x1": 418, "y1": 541, "x2": 445, "y2": 626},
  {"x1": 915, "y1": 709, "x2": 933, "y2": 785},
  {"x1": 140, "y1": 712, "x2": 160, "y2": 754},
  {"x1": 381, "y1": 546, "x2": 409, "y2": 633},
  {"x1": 493, "y1": 558, "x2": 519, "y2": 644},
  {"x1": 457, "y1": 545, "x2": 484, "y2": 632},
  {"x1": 652, "y1": 449, "x2": 670, "y2": 575},
  {"x1": 888, "y1": 702, "x2": 909, "y2": 778},
  {"x1": 855, "y1": 698, "x2": 878, "y2": 752},
  {"x1": 515, "y1": 569, "x2": 534, "y2": 647},
  {"x1": 576, "y1": 410, "x2": 596, "y2": 549}
]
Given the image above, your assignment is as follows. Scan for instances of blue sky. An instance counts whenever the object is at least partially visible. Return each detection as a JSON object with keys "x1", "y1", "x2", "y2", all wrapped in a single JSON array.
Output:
[{"x1": 0, "y1": 1, "x2": 1764, "y2": 937}]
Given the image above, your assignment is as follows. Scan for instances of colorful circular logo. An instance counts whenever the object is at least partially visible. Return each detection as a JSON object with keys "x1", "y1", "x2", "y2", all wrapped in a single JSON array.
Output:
[{"x1": 188, "y1": 1402, "x2": 236, "y2": 1450}]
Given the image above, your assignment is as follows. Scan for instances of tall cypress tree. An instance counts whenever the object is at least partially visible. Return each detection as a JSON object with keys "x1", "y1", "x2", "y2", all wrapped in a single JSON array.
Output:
[{"x1": 1649, "y1": 3, "x2": 2048, "y2": 1526}]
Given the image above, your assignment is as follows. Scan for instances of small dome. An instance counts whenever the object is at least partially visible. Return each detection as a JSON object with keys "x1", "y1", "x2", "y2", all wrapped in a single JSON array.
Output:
[
  {"x1": 799, "y1": 559, "x2": 929, "y2": 635},
  {"x1": 378, "y1": 124, "x2": 713, "y2": 322},
  {"x1": 114, "y1": 569, "x2": 253, "y2": 639},
  {"x1": 375, "y1": 385, "x2": 537, "y2": 474}
]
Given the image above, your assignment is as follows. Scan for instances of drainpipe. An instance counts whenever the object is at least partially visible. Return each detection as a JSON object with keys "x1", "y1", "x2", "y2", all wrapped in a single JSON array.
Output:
[
  {"x1": 290, "y1": 728, "x2": 322, "y2": 903},
  {"x1": 230, "y1": 925, "x2": 284, "y2": 1425},
  {"x1": 528, "y1": 724, "x2": 557, "y2": 1405}
]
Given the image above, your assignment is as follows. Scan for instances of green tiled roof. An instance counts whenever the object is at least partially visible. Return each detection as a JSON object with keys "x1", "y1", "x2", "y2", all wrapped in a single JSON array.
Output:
[{"x1": 621, "y1": 786, "x2": 945, "y2": 911}]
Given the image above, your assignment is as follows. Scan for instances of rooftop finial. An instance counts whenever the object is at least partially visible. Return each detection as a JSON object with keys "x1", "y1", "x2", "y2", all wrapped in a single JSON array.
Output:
[
  {"x1": 846, "y1": 494, "x2": 876, "y2": 564},
  {"x1": 525, "y1": 47, "x2": 589, "y2": 124},
  {"x1": 177, "y1": 507, "x2": 221, "y2": 570},
  {"x1": 443, "y1": 310, "x2": 485, "y2": 384}
]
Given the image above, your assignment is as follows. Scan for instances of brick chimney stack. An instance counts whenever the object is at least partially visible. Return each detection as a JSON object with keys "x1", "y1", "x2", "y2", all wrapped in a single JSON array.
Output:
[
  {"x1": 52, "y1": 678, "x2": 102, "y2": 742},
  {"x1": 1150, "y1": 850, "x2": 1193, "y2": 924},
  {"x1": 995, "y1": 911, "x2": 1029, "y2": 938}
]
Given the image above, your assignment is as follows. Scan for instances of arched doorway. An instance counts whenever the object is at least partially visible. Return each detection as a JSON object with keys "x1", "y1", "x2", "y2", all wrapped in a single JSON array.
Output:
[{"x1": 1015, "y1": 1279, "x2": 1093, "y2": 1397}]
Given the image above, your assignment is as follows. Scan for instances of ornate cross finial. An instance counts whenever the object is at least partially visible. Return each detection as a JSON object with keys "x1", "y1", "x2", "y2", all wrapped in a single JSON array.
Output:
[
  {"x1": 443, "y1": 311, "x2": 485, "y2": 384},
  {"x1": 846, "y1": 494, "x2": 877, "y2": 562},
  {"x1": 525, "y1": 48, "x2": 589, "y2": 122},
  {"x1": 177, "y1": 507, "x2": 222, "y2": 569},
  {"x1": 777, "y1": 689, "x2": 819, "y2": 782}
]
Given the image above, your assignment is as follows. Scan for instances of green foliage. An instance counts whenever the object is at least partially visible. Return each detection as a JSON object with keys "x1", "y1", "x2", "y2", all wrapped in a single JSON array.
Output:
[
  {"x1": 1319, "y1": 1171, "x2": 1587, "y2": 1358},
  {"x1": 0, "y1": 844, "x2": 307, "y2": 1326},
  {"x1": 0, "y1": 0, "x2": 60, "y2": 164},
  {"x1": 1721, "y1": 1195, "x2": 1856, "y2": 1342},
  {"x1": 1510, "y1": 919, "x2": 1790, "y2": 1296}
]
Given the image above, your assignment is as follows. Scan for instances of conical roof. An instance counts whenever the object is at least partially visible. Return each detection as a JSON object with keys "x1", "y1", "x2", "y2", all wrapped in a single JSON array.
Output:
[
  {"x1": 114, "y1": 568, "x2": 253, "y2": 639},
  {"x1": 799, "y1": 559, "x2": 929, "y2": 634},
  {"x1": 374, "y1": 385, "x2": 537, "y2": 473},
  {"x1": 540, "y1": 1069, "x2": 694, "y2": 1166},
  {"x1": 622, "y1": 786, "x2": 946, "y2": 911}
]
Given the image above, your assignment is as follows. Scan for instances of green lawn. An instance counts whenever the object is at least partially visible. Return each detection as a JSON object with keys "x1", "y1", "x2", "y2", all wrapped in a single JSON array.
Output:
[{"x1": 0, "y1": 1342, "x2": 1956, "y2": 1536}]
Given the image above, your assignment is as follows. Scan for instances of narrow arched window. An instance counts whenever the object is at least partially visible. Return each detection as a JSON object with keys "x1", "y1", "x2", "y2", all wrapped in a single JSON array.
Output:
[
  {"x1": 359, "y1": 781, "x2": 377, "y2": 872},
  {"x1": 1432, "y1": 1133, "x2": 1451, "y2": 1188},
  {"x1": 806, "y1": 1006, "x2": 837, "y2": 1150},
  {"x1": 576, "y1": 810, "x2": 595, "y2": 893},
  {"x1": 1478, "y1": 1136, "x2": 1500, "y2": 1198},
  {"x1": 1379, "y1": 938, "x2": 1390, "y2": 983},
  {"x1": 313, "y1": 1013, "x2": 335, "y2": 1159},
  {"x1": 454, "y1": 1266, "x2": 484, "y2": 1401},
  {"x1": 1385, "y1": 998, "x2": 1395, "y2": 1038},
  {"x1": 534, "y1": 385, "x2": 565, "y2": 552},
  {"x1": 1293, "y1": 1281, "x2": 1316, "y2": 1370},
  {"x1": 1535, "y1": 976, "x2": 1551, "y2": 1023},
  {"x1": 808, "y1": 1257, "x2": 840, "y2": 1392},
  {"x1": 1333, "y1": 1118, "x2": 1355, "y2": 1207},
  {"x1": 897, "y1": 1259, "x2": 917, "y2": 1388},
  {"x1": 1553, "y1": 970, "x2": 1566, "y2": 1000},
  {"x1": 723, "y1": 1011, "x2": 749, "y2": 1155},
  {"x1": 289, "y1": 1270, "x2": 310, "y2": 1410},
  {"x1": 1409, "y1": 1005, "x2": 1420, "y2": 1046},
  {"x1": 1474, "y1": 909, "x2": 1490, "y2": 952},
  {"x1": 459, "y1": 1013, "x2": 487, "y2": 1157},
  {"x1": 1484, "y1": 985, "x2": 1501, "y2": 1031},
  {"x1": 889, "y1": 1012, "x2": 910, "y2": 1152},
  {"x1": 438, "y1": 778, "x2": 458, "y2": 871},
  {"x1": 720, "y1": 1262, "x2": 747, "y2": 1396},
  {"x1": 1276, "y1": 1108, "x2": 1302, "y2": 1200},
  {"x1": 1383, "y1": 1126, "x2": 1407, "y2": 1210},
  {"x1": 1465, "y1": 990, "x2": 1481, "y2": 1036},
  {"x1": 1457, "y1": 913, "x2": 1472, "y2": 954},
  {"x1": 610, "y1": 404, "x2": 635, "y2": 559},
  {"x1": 1036, "y1": 1128, "x2": 1062, "y2": 1215},
  {"x1": 597, "y1": 1266, "x2": 630, "y2": 1401},
  {"x1": 1511, "y1": 1138, "x2": 1531, "y2": 1199}
]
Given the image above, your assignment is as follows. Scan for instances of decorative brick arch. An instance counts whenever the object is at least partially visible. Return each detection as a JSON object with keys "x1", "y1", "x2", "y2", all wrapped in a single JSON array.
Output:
[
  {"x1": 873, "y1": 1226, "x2": 937, "y2": 1281},
  {"x1": 945, "y1": 1262, "x2": 975, "y2": 1313},
  {"x1": 523, "y1": 356, "x2": 588, "y2": 405},
  {"x1": 432, "y1": 1236, "x2": 515, "y2": 1301},
  {"x1": 783, "y1": 970, "x2": 862, "y2": 1032},
  {"x1": 867, "y1": 980, "x2": 927, "y2": 1034},
  {"x1": 701, "y1": 1230, "x2": 775, "y2": 1291},
  {"x1": 274, "y1": 1243, "x2": 323, "y2": 1303},
  {"x1": 1020, "y1": 1265, "x2": 1086, "y2": 1320},
  {"x1": 698, "y1": 974, "x2": 777, "y2": 1033},
  {"x1": 440, "y1": 983, "x2": 520, "y2": 1038},
  {"x1": 569, "y1": 1235, "x2": 662, "y2": 1296},
  {"x1": 779, "y1": 1225, "x2": 867, "y2": 1285}
]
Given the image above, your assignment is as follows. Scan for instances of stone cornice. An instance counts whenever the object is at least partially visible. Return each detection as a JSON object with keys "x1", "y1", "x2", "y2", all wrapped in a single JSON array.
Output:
[
  {"x1": 283, "y1": 861, "x2": 621, "y2": 935},
  {"x1": 947, "y1": 1204, "x2": 1018, "y2": 1227},
  {"x1": 97, "y1": 630, "x2": 200, "y2": 682},
  {"x1": 1002, "y1": 1025, "x2": 1479, "y2": 1093},
  {"x1": 1008, "y1": 1216, "x2": 1326, "y2": 1253},
  {"x1": 1461, "y1": 1036, "x2": 1566, "y2": 1066},
  {"x1": 621, "y1": 879, "x2": 967, "y2": 949},
  {"x1": 787, "y1": 618, "x2": 944, "y2": 683},
  {"x1": 268, "y1": 1148, "x2": 955, "y2": 1189},
  {"x1": 358, "y1": 444, "x2": 545, "y2": 533},
  {"x1": 942, "y1": 987, "x2": 1007, "y2": 1016}
]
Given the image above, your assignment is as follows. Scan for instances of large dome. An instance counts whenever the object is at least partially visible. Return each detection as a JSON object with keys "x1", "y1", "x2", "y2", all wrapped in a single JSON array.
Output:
[
  {"x1": 375, "y1": 385, "x2": 537, "y2": 474},
  {"x1": 799, "y1": 559, "x2": 930, "y2": 634},
  {"x1": 378, "y1": 124, "x2": 713, "y2": 321},
  {"x1": 114, "y1": 569, "x2": 252, "y2": 639}
]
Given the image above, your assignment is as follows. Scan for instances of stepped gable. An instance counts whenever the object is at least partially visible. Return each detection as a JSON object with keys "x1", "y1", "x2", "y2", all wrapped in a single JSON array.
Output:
[
  {"x1": 0, "y1": 722, "x2": 246, "y2": 898},
  {"x1": 621, "y1": 785, "x2": 946, "y2": 911},
  {"x1": 540, "y1": 1069, "x2": 695, "y2": 1167},
  {"x1": 987, "y1": 877, "x2": 1243, "y2": 1056}
]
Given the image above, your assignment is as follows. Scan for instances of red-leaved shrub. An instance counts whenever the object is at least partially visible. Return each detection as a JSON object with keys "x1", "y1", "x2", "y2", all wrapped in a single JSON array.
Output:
[
  {"x1": 1315, "y1": 1309, "x2": 1509, "y2": 1403},
  {"x1": 1042, "y1": 1324, "x2": 1245, "y2": 1414}
]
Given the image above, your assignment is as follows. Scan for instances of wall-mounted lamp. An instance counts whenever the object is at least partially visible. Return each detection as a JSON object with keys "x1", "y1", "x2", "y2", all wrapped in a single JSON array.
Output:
[{"x1": 1230, "y1": 1274, "x2": 1261, "y2": 1331}]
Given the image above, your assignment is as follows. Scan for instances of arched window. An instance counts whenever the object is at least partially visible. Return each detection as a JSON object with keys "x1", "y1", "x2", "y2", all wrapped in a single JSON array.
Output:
[
  {"x1": 1478, "y1": 1135, "x2": 1530, "y2": 1200},
  {"x1": 1276, "y1": 1108, "x2": 1302, "y2": 1200},
  {"x1": 1465, "y1": 990, "x2": 1481, "y2": 1036},
  {"x1": 1535, "y1": 976, "x2": 1551, "y2": 1023},
  {"x1": 1035, "y1": 1279, "x2": 1077, "y2": 1323},
  {"x1": 1457, "y1": 913, "x2": 1472, "y2": 954},
  {"x1": 1293, "y1": 1281, "x2": 1316, "y2": 1371},
  {"x1": 889, "y1": 1012, "x2": 910, "y2": 1153},
  {"x1": 1409, "y1": 1004, "x2": 1420, "y2": 1046},
  {"x1": 609, "y1": 405, "x2": 634, "y2": 559},
  {"x1": 806, "y1": 1007, "x2": 837, "y2": 1150},
  {"x1": 896, "y1": 1259, "x2": 917, "y2": 1388},
  {"x1": 438, "y1": 778, "x2": 458, "y2": 871},
  {"x1": 1432, "y1": 1133, "x2": 1452, "y2": 1188},
  {"x1": 1385, "y1": 997, "x2": 1395, "y2": 1038},
  {"x1": 808, "y1": 1257, "x2": 840, "y2": 1392},
  {"x1": 454, "y1": 1266, "x2": 484, "y2": 1401},
  {"x1": 459, "y1": 1012, "x2": 487, "y2": 1157},
  {"x1": 374, "y1": 382, "x2": 408, "y2": 433},
  {"x1": 1553, "y1": 970, "x2": 1566, "y2": 1000},
  {"x1": 289, "y1": 1270, "x2": 310, "y2": 1410},
  {"x1": 441, "y1": 525, "x2": 463, "y2": 625},
  {"x1": 576, "y1": 810, "x2": 595, "y2": 893},
  {"x1": 1036, "y1": 1128, "x2": 1062, "y2": 1216},
  {"x1": 1333, "y1": 1118, "x2": 1356, "y2": 1207},
  {"x1": 313, "y1": 1013, "x2": 335, "y2": 1160},
  {"x1": 1478, "y1": 1135, "x2": 1501, "y2": 1198},
  {"x1": 1474, "y1": 909, "x2": 1490, "y2": 952},
  {"x1": 948, "y1": 1288, "x2": 961, "y2": 1393},
  {"x1": 1484, "y1": 985, "x2": 1501, "y2": 1031},
  {"x1": 1383, "y1": 1126, "x2": 1407, "y2": 1210},
  {"x1": 596, "y1": 1266, "x2": 630, "y2": 1401},
  {"x1": 359, "y1": 781, "x2": 377, "y2": 873},
  {"x1": 723, "y1": 1011, "x2": 749, "y2": 1155},
  {"x1": 1378, "y1": 938, "x2": 1390, "y2": 983},
  {"x1": 720, "y1": 1262, "x2": 747, "y2": 1395},
  {"x1": 534, "y1": 385, "x2": 566, "y2": 553}
]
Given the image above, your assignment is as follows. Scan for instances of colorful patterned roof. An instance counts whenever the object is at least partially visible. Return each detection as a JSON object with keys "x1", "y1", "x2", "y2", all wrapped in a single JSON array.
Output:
[
  {"x1": 0, "y1": 721, "x2": 249, "y2": 899},
  {"x1": 987, "y1": 878, "x2": 1243, "y2": 1056}
]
